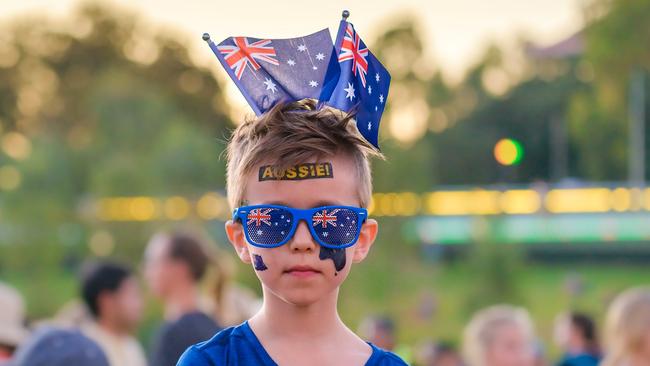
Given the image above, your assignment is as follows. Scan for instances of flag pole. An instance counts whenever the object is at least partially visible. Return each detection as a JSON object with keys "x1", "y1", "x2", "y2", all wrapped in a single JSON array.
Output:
[{"x1": 342, "y1": 10, "x2": 350, "y2": 21}]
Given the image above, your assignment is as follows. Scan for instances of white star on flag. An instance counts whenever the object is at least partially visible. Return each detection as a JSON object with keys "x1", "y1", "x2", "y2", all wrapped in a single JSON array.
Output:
[
  {"x1": 379, "y1": 94, "x2": 384, "y2": 103},
  {"x1": 309, "y1": 80, "x2": 318, "y2": 87},
  {"x1": 256, "y1": 230, "x2": 263, "y2": 235},
  {"x1": 343, "y1": 82, "x2": 355, "y2": 101},
  {"x1": 315, "y1": 52, "x2": 325, "y2": 60},
  {"x1": 368, "y1": 122, "x2": 372, "y2": 130},
  {"x1": 375, "y1": 106, "x2": 378, "y2": 112},
  {"x1": 263, "y1": 78, "x2": 277, "y2": 93},
  {"x1": 368, "y1": 85, "x2": 372, "y2": 95},
  {"x1": 375, "y1": 73, "x2": 380, "y2": 82},
  {"x1": 323, "y1": 232, "x2": 328, "y2": 237},
  {"x1": 287, "y1": 59, "x2": 296, "y2": 66},
  {"x1": 297, "y1": 44, "x2": 307, "y2": 52}
]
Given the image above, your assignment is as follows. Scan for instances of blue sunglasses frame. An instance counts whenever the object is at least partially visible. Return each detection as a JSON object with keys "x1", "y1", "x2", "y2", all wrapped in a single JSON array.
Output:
[{"x1": 232, "y1": 204, "x2": 368, "y2": 249}]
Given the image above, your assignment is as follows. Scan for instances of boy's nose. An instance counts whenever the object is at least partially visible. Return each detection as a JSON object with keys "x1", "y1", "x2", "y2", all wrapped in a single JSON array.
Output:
[{"x1": 288, "y1": 221, "x2": 317, "y2": 252}]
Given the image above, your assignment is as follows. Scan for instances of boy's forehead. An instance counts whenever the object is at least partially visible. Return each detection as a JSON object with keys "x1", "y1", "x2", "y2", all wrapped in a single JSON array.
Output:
[{"x1": 242, "y1": 156, "x2": 360, "y2": 208}]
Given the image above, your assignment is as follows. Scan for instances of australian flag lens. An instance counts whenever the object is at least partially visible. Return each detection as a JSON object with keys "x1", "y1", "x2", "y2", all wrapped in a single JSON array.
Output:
[
  {"x1": 326, "y1": 21, "x2": 391, "y2": 149},
  {"x1": 246, "y1": 207, "x2": 293, "y2": 246},
  {"x1": 207, "y1": 29, "x2": 340, "y2": 116},
  {"x1": 245, "y1": 208, "x2": 294, "y2": 246},
  {"x1": 311, "y1": 208, "x2": 359, "y2": 247}
]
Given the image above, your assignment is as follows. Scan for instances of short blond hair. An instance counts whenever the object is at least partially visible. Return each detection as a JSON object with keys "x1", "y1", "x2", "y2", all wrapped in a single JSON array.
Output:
[
  {"x1": 225, "y1": 99, "x2": 382, "y2": 210},
  {"x1": 603, "y1": 287, "x2": 650, "y2": 366},
  {"x1": 462, "y1": 305, "x2": 534, "y2": 366}
]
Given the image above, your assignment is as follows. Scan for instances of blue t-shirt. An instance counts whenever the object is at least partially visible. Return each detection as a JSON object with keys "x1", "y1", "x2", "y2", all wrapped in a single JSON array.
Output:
[
  {"x1": 177, "y1": 321, "x2": 408, "y2": 366},
  {"x1": 557, "y1": 353, "x2": 601, "y2": 366}
]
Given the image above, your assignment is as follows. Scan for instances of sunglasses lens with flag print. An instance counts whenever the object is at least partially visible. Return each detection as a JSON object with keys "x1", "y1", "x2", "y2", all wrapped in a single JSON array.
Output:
[{"x1": 232, "y1": 205, "x2": 367, "y2": 249}]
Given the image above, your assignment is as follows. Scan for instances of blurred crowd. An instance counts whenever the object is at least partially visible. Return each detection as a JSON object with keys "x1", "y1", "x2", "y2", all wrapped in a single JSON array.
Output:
[
  {"x1": 0, "y1": 230, "x2": 260, "y2": 366},
  {"x1": 1, "y1": 231, "x2": 650, "y2": 366}
]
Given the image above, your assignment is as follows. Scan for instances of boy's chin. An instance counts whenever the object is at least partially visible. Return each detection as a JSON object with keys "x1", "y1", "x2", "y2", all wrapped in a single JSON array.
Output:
[{"x1": 273, "y1": 287, "x2": 335, "y2": 307}]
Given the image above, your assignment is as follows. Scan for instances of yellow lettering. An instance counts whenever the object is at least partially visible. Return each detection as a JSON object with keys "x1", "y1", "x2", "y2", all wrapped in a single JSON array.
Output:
[
  {"x1": 262, "y1": 167, "x2": 273, "y2": 179},
  {"x1": 298, "y1": 165, "x2": 309, "y2": 178},
  {"x1": 316, "y1": 164, "x2": 325, "y2": 177}
]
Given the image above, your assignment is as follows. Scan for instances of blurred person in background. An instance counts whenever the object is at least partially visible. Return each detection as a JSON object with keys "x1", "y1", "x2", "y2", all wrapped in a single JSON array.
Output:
[
  {"x1": 8, "y1": 327, "x2": 109, "y2": 366},
  {"x1": 144, "y1": 231, "x2": 223, "y2": 366},
  {"x1": 602, "y1": 287, "x2": 650, "y2": 366},
  {"x1": 414, "y1": 340, "x2": 464, "y2": 366},
  {"x1": 0, "y1": 282, "x2": 29, "y2": 364},
  {"x1": 463, "y1": 305, "x2": 536, "y2": 366},
  {"x1": 358, "y1": 315, "x2": 414, "y2": 361},
  {"x1": 553, "y1": 312, "x2": 601, "y2": 366},
  {"x1": 79, "y1": 260, "x2": 146, "y2": 366},
  {"x1": 358, "y1": 315, "x2": 397, "y2": 351}
]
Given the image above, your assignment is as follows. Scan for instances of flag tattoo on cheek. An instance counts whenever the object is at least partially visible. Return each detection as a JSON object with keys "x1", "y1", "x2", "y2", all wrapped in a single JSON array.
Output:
[
  {"x1": 319, "y1": 247, "x2": 346, "y2": 276},
  {"x1": 258, "y1": 162, "x2": 333, "y2": 181},
  {"x1": 253, "y1": 254, "x2": 268, "y2": 271}
]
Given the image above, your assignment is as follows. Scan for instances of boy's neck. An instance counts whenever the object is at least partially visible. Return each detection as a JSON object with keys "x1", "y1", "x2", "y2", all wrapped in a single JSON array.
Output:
[{"x1": 250, "y1": 287, "x2": 347, "y2": 339}]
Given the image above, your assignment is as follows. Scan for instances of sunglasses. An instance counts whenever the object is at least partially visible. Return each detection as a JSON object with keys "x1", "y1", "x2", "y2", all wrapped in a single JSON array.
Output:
[{"x1": 232, "y1": 204, "x2": 367, "y2": 249}]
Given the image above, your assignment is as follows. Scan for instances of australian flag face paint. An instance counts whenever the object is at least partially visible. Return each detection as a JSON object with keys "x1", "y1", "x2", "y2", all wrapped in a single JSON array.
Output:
[{"x1": 253, "y1": 254, "x2": 268, "y2": 271}]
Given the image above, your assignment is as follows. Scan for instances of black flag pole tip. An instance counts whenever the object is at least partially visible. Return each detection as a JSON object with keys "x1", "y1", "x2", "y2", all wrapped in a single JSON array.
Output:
[
  {"x1": 202, "y1": 33, "x2": 211, "y2": 42},
  {"x1": 342, "y1": 10, "x2": 350, "y2": 20}
]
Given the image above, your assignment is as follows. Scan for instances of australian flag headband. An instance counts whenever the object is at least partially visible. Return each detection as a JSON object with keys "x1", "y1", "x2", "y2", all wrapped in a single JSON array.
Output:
[{"x1": 202, "y1": 10, "x2": 390, "y2": 149}]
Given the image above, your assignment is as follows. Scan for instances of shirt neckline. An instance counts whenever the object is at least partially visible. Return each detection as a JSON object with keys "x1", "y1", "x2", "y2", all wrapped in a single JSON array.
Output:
[{"x1": 241, "y1": 321, "x2": 382, "y2": 366}]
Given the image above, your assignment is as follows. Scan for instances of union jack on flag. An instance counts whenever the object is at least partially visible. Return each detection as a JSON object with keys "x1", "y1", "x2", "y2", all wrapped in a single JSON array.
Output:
[
  {"x1": 313, "y1": 209, "x2": 340, "y2": 228},
  {"x1": 247, "y1": 208, "x2": 274, "y2": 227},
  {"x1": 337, "y1": 23, "x2": 369, "y2": 87},
  {"x1": 217, "y1": 38, "x2": 279, "y2": 80}
]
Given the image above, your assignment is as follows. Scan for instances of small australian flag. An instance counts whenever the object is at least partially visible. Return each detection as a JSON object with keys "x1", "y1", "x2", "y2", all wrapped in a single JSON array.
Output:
[
  {"x1": 205, "y1": 29, "x2": 340, "y2": 115},
  {"x1": 326, "y1": 20, "x2": 390, "y2": 149}
]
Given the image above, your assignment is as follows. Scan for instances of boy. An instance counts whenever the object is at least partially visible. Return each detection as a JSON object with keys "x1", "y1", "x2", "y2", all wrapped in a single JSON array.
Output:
[{"x1": 177, "y1": 99, "x2": 407, "y2": 365}]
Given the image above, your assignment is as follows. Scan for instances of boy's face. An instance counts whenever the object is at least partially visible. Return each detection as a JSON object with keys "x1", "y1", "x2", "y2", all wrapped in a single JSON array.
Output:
[{"x1": 225, "y1": 154, "x2": 378, "y2": 307}]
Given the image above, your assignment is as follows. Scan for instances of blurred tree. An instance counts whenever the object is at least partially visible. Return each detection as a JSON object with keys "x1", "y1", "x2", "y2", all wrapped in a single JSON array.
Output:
[
  {"x1": 568, "y1": 0, "x2": 650, "y2": 180},
  {"x1": 430, "y1": 45, "x2": 587, "y2": 184},
  {"x1": 0, "y1": 3, "x2": 231, "y2": 268},
  {"x1": 371, "y1": 16, "x2": 439, "y2": 192}
]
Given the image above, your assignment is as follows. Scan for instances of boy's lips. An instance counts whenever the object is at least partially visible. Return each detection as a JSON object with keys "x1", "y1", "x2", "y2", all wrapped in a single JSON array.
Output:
[{"x1": 284, "y1": 265, "x2": 321, "y2": 277}]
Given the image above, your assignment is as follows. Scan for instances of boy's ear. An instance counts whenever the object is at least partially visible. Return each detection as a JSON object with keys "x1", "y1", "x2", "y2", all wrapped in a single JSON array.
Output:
[
  {"x1": 225, "y1": 220, "x2": 252, "y2": 264},
  {"x1": 351, "y1": 218, "x2": 378, "y2": 263}
]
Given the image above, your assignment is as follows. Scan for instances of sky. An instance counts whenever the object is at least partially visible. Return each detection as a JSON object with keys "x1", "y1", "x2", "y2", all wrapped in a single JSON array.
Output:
[{"x1": 1, "y1": 0, "x2": 586, "y2": 80}]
